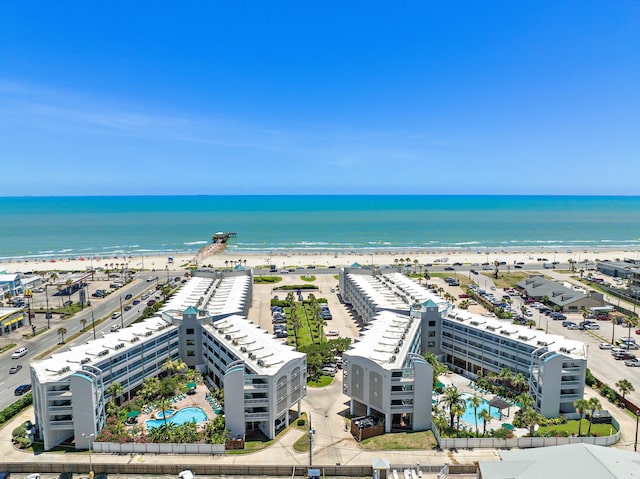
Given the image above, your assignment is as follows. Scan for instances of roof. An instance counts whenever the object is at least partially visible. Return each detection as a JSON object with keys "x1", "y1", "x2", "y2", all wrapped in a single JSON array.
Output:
[
  {"x1": 516, "y1": 275, "x2": 591, "y2": 306},
  {"x1": 205, "y1": 314, "x2": 304, "y2": 375},
  {"x1": 479, "y1": 443, "x2": 640, "y2": 479},
  {"x1": 445, "y1": 308, "x2": 586, "y2": 359},
  {"x1": 31, "y1": 316, "x2": 175, "y2": 383},
  {"x1": 347, "y1": 310, "x2": 421, "y2": 369}
]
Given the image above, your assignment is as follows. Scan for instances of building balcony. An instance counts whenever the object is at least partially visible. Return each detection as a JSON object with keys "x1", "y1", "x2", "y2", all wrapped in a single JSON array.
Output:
[
  {"x1": 245, "y1": 398, "x2": 270, "y2": 406},
  {"x1": 47, "y1": 420, "x2": 74, "y2": 430},
  {"x1": 245, "y1": 412, "x2": 270, "y2": 421},
  {"x1": 47, "y1": 405, "x2": 73, "y2": 414}
]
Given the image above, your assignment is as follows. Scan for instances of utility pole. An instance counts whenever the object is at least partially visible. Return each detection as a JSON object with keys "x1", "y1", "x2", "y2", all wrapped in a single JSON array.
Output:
[
  {"x1": 308, "y1": 412, "x2": 315, "y2": 466},
  {"x1": 119, "y1": 296, "x2": 124, "y2": 328},
  {"x1": 91, "y1": 311, "x2": 96, "y2": 340}
]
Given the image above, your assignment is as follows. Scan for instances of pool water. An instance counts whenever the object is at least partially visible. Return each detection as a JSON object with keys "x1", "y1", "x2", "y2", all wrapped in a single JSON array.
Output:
[
  {"x1": 155, "y1": 409, "x2": 175, "y2": 420},
  {"x1": 459, "y1": 394, "x2": 501, "y2": 425},
  {"x1": 146, "y1": 407, "x2": 208, "y2": 429}
]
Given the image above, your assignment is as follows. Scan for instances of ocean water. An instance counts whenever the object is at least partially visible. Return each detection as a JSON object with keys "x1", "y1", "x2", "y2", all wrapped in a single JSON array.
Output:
[{"x1": 1, "y1": 195, "x2": 640, "y2": 261}]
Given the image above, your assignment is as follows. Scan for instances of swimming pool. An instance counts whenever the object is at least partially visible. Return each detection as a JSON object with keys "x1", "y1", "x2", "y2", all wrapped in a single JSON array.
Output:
[
  {"x1": 458, "y1": 393, "x2": 501, "y2": 425},
  {"x1": 155, "y1": 409, "x2": 175, "y2": 420},
  {"x1": 146, "y1": 407, "x2": 208, "y2": 429}
]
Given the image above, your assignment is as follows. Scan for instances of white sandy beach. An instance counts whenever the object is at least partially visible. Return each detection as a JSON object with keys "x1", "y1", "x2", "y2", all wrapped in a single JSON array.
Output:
[{"x1": 1, "y1": 247, "x2": 636, "y2": 274}]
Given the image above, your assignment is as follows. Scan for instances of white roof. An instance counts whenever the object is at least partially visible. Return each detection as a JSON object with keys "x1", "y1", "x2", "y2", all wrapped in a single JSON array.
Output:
[
  {"x1": 480, "y1": 443, "x2": 640, "y2": 479},
  {"x1": 348, "y1": 310, "x2": 420, "y2": 369},
  {"x1": 205, "y1": 314, "x2": 304, "y2": 375},
  {"x1": 346, "y1": 271, "x2": 448, "y2": 314},
  {"x1": 31, "y1": 316, "x2": 174, "y2": 383},
  {"x1": 446, "y1": 308, "x2": 586, "y2": 359}
]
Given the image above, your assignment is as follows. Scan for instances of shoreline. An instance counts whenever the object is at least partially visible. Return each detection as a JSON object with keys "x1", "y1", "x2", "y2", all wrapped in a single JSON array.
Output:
[{"x1": 1, "y1": 246, "x2": 636, "y2": 274}]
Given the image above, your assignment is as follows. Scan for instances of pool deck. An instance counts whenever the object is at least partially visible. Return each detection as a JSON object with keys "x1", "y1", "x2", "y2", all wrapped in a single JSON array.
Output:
[
  {"x1": 134, "y1": 384, "x2": 218, "y2": 431},
  {"x1": 435, "y1": 373, "x2": 528, "y2": 437}
]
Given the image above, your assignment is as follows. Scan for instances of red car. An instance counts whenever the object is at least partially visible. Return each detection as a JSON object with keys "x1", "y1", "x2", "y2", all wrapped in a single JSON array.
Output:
[{"x1": 635, "y1": 329, "x2": 640, "y2": 335}]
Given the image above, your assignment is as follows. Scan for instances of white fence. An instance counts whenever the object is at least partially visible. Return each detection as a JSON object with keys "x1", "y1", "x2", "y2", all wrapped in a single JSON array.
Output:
[
  {"x1": 431, "y1": 419, "x2": 621, "y2": 449},
  {"x1": 93, "y1": 441, "x2": 225, "y2": 454}
]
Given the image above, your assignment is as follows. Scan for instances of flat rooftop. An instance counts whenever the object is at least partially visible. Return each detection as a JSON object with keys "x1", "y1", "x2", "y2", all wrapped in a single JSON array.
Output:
[
  {"x1": 31, "y1": 316, "x2": 175, "y2": 383},
  {"x1": 205, "y1": 314, "x2": 304, "y2": 375},
  {"x1": 347, "y1": 310, "x2": 421, "y2": 369}
]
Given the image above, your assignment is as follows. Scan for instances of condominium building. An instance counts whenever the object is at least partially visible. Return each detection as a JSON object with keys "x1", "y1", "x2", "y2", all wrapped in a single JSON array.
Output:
[
  {"x1": 32, "y1": 269, "x2": 306, "y2": 450},
  {"x1": 340, "y1": 268, "x2": 587, "y2": 419},
  {"x1": 343, "y1": 309, "x2": 433, "y2": 432}
]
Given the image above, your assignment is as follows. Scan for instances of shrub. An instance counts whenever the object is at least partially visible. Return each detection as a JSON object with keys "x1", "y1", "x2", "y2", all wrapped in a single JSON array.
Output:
[{"x1": 297, "y1": 419, "x2": 306, "y2": 426}]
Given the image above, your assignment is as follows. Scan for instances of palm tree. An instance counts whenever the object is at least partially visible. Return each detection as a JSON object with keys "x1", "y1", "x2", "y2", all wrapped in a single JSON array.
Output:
[
  {"x1": 440, "y1": 386, "x2": 465, "y2": 429},
  {"x1": 478, "y1": 409, "x2": 492, "y2": 436},
  {"x1": 140, "y1": 377, "x2": 161, "y2": 402},
  {"x1": 107, "y1": 381, "x2": 124, "y2": 406},
  {"x1": 498, "y1": 368, "x2": 513, "y2": 387},
  {"x1": 573, "y1": 398, "x2": 590, "y2": 437},
  {"x1": 581, "y1": 306, "x2": 590, "y2": 323},
  {"x1": 586, "y1": 397, "x2": 602, "y2": 436},
  {"x1": 624, "y1": 315, "x2": 638, "y2": 343},
  {"x1": 80, "y1": 318, "x2": 87, "y2": 332},
  {"x1": 156, "y1": 398, "x2": 172, "y2": 427},
  {"x1": 512, "y1": 373, "x2": 528, "y2": 393},
  {"x1": 469, "y1": 394, "x2": 482, "y2": 435},
  {"x1": 57, "y1": 327, "x2": 67, "y2": 343},
  {"x1": 517, "y1": 392, "x2": 534, "y2": 411},
  {"x1": 521, "y1": 409, "x2": 543, "y2": 437},
  {"x1": 451, "y1": 402, "x2": 466, "y2": 434},
  {"x1": 616, "y1": 379, "x2": 634, "y2": 399}
]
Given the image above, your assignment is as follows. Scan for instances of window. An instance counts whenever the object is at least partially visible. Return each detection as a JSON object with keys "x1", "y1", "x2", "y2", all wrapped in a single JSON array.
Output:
[
  {"x1": 428, "y1": 331, "x2": 436, "y2": 337},
  {"x1": 427, "y1": 341, "x2": 436, "y2": 347},
  {"x1": 428, "y1": 320, "x2": 436, "y2": 327},
  {"x1": 186, "y1": 339, "x2": 195, "y2": 346},
  {"x1": 187, "y1": 350, "x2": 195, "y2": 357},
  {"x1": 186, "y1": 328, "x2": 195, "y2": 335}
]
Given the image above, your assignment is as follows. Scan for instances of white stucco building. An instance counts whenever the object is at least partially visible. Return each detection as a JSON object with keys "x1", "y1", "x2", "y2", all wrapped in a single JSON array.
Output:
[
  {"x1": 32, "y1": 269, "x2": 306, "y2": 450},
  {"x1": 340, "y1": 267, "x2": 587, "y2": 419}
]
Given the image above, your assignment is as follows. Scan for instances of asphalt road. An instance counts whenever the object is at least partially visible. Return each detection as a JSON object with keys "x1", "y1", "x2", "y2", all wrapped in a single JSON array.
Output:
[{"x1": 0, "y1": 271, "x2": 184, "y2": 410}]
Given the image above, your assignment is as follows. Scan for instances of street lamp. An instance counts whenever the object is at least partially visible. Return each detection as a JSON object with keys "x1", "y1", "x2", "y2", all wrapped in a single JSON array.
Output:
[
  {"x1": 91, "y1": 311, "x2": 96, "y2": 340},
  {"x1": 82, "y1": 432, "x2": 95, "y2": 476}
]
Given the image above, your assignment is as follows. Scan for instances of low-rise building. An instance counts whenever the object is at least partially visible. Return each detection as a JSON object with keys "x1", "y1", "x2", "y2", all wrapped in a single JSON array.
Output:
[{"x1": 516, "y1": 275, "x2": 604, "y2": 312}]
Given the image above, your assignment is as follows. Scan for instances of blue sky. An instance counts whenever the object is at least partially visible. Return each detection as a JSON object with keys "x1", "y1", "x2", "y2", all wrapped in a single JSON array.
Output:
[{"x1": 1, "y1": 1, "x2": 639, "y2": 195}]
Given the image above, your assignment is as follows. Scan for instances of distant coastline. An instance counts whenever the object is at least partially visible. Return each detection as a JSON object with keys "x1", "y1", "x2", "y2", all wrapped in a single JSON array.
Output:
[{"x1": 1, "y1": 194, "x2": 640, "y2": 263}]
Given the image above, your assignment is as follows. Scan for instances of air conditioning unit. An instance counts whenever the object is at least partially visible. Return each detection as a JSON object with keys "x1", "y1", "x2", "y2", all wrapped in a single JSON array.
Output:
[
  {"x1": 257, "y1": 359, "x2": 265, "y2": 367},
  {"x1": 57, "y1": 366, "x2": 71, "y2": 374},
  {"x1": 249, "y1": 353, "x2": 255, "y2": 360},
  {"x1": 232, "y1": 339, "x2": 238, "y2": 345},
  {"x1": 240, "y1": 346, "x2": 247, "y2": 353},
  {"x1": 145, "y1": 331, "x2": 153, "y2": 337},
  {"x1": 98, "y1": 349, "x2": 109, "y2": 357},
  {"x1": 115, "y1": 343, "x2": 125, "y2": 350},
  {"x1": 131, "y1": 336, "x2": 140, "y2": 343},
  {"x1": 80, "y1": 358, "x2": 91, "y2": 364},
  {"x1": 224, "y1": 334, "x2": 232, "y2": 340}
]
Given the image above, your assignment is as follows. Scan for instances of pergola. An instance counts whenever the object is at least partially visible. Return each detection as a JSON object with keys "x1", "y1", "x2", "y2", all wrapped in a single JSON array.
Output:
[{"x1": 488, "y1": 397, "x2": 511, "y2": 420}]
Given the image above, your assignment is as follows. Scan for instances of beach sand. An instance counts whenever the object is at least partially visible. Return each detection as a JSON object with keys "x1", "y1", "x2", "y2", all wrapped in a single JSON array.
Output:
[{"x1": 0, "y1": 247, "x2": 634, "y2": 274}]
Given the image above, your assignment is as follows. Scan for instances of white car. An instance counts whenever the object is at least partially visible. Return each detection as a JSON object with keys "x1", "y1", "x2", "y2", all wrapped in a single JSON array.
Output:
[
  {"x1": 11, "y1": 347, "x2": 28, "y2": 359},
  {"x1": 599, "y1": 343, "x2": 613, "y2": 350},
  {"x1": 178, "y1": 471, "x2": 195, "y2": 479},
  {"x1": 326, "y1": 330, "x2": 339, "y2": 337}
]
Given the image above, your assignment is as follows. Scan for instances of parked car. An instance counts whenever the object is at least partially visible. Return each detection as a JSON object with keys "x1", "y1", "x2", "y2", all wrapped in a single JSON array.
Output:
[
  {"x1": 178, "y1": 471, "x2": 195, "y2": 479},
  {"x1": 599, "y1": 343, "x2": 613, "y2": 350},
  {"x1": 147, "y1": 299, "x2": 156, "y2": 306},
  {"x1": 326, "y1": 329, "x2": 339, "y2": 337},
  {"x1": 625, "y1": 359, "x2": 640, "y2": 367},
  {"x1": 111, "y1": 312, "x2": 121, "y2": 320},
  {"x1": 133, "y1": 299, "x2": 141, "y2": 305},
  {"x1": 124, "y1": 305, "x2": 132, "y2": 311}
]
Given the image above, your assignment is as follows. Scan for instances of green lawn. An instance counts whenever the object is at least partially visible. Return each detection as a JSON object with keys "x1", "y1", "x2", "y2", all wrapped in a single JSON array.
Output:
[
  {"x1": 537, "y1": 419, "x2": 617, "y2": 437},
  {"x1": 359, "y1": 430, "x2": 437, "y2": 450},
  {"x1": 308, "y1": 375, "x2": 333, "y2": 387},
  {"x1": 480, "y1": 271, "x2": 532, "y2": 289}
]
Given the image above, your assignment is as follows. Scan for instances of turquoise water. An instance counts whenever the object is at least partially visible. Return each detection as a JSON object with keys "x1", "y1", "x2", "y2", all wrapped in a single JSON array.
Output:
[
  {"x1": 459, "y1": 394, "x2": 501, "y2": 425},
  {"x1": 145, "y1": 407, "x2": 208, "y2": 429},
  {"x1": 155, "y1": 409, "x2": 175, "y2": 419},
  {"x1": 2, "y1": 195, "x2": 640, "y2": 260}
]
